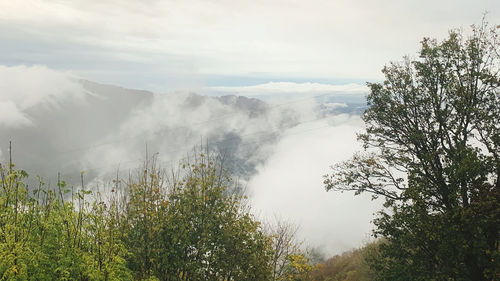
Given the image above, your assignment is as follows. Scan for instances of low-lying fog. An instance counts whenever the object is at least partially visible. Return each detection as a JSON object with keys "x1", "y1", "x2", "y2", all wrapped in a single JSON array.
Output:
[{"x1": 0, "y1": 64, "x2": 381, "y2": 256}]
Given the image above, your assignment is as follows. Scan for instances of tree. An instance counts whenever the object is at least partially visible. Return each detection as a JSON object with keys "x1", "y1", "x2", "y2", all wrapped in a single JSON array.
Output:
[
  {"x1": 159, "y1": 153, "x2": 274, "y2": 281},
  {"x1": 324, "y1": 21, "x2": 500, "y2": 280},
  {"x1": 267, "y1": 219, "x2": 301, "y2": 281},
  {"x1": 123, "y1": 151, "x2": 275, "y2": 280}
]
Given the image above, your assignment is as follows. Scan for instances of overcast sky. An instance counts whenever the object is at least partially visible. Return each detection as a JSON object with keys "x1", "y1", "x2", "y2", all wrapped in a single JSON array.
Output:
[
  {"x1": 1, "y1": 0, "x2": 499, "y2": 255},
  {"x1": 1, "y1": 0, "x2": 498, "y2": 91}
]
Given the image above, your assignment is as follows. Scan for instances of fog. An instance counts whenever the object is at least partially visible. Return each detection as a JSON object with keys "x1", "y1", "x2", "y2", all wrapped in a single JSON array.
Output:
[
  {"x1": 0, "y1": 64, "x2": 381, "y2": 255},
  {"x1": 249, "y1": 115, "x2": 381, "y2": 255}
]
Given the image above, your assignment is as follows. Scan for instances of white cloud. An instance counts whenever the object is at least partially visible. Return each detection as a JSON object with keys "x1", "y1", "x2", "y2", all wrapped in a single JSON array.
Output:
[
  {"x1": 0, "y1": 65, "x2": 84, "y2": 128},
  {"x1": 0, "y1": 101, "x2": 32, "y2": 127},
  {"x1": 249, "y1": 114, "x2": 382, "y2": 255}
]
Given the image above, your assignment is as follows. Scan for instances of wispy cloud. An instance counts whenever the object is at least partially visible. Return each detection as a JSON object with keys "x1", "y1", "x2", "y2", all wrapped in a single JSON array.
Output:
[
  {"x1": 0, "y1": 101, "x2": 32, "y2": 127},
  {"x1": 0, "y1": 65, "x2": 84, "y2": 128}
]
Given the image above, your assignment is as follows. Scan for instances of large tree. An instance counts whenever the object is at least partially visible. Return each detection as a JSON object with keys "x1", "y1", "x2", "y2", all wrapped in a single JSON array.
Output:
[{"x1": 324, "y1": 21, "x2": 499, "y2": 280}]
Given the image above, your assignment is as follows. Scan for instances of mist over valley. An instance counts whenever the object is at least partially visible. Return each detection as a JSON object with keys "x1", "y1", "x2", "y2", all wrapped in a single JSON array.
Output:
[{"x1": 0, "y1": 65, "x2": 378, "y2": 256}]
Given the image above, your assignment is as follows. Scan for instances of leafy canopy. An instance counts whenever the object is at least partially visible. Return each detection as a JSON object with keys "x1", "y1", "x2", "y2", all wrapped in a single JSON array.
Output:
[{"x1": 324, "y1": 20, "x2": 500, "y2": 280}]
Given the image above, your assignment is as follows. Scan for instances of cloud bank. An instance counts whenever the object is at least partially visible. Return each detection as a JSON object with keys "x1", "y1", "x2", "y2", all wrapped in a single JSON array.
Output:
[
  {"x1": 0, "y1": 64, "x2": 381, "y2": 256},
  {"x1": 249, "y1": 115, "x2": 381, "y2": 255}
]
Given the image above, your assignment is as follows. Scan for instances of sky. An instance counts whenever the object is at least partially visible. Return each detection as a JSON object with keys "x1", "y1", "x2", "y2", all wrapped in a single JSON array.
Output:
[
  {"x1": 1, "y1": 0, "x2": 499, "y2": 91},
  {"x1": 1, "y1": 1, "x2": 499, "y2": 255}
]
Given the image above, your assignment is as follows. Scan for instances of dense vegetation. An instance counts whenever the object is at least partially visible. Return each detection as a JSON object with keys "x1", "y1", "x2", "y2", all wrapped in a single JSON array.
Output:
[
  {"x1": 325, "y1": 21, "x2": 500, "y2": 280},
  {"x1": 0, "y1": 150, "x2": 319, "y2": 281}
]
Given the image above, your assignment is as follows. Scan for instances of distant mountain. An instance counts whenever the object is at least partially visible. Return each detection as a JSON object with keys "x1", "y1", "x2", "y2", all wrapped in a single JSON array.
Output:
[{"x1": 0, "y1": 80, "x2": 304, "y2": 187}]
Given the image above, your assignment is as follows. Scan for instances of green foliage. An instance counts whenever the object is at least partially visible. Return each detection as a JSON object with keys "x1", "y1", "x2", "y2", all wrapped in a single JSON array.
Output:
[
  {"x1": 309, "y1": 241, "x2": 378, "y2": 281},
  {"x1": 0, "y1": 163, "x2": 131, "y2": 281},
  {"x1": 324, "y1": 21, "x2": 500, "y2": 280},
  {"x1": 283, "y1": 253, "x2": 315, "y2": 281},
  {"x1": 123, "y1": 153, "x2": 274, "y2": 280},
  {"x1": 0, "y1": 149, "x2": 276, "y2": 280}
]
